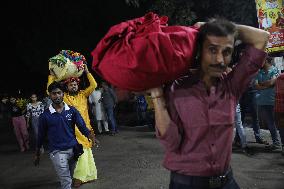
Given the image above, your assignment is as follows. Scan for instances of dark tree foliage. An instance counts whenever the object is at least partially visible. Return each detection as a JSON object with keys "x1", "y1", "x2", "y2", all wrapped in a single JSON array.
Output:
[
  {"x1": 1, "y1": 0, "x2": 259, "y2": 94},
  {"x1": 208, "y1": 0, "x2": 258, "y2": 26},
  {"x1": 148, "y1": 0, "x2": 197, "y2": 26},
  {"x1": 125, "y1": 0, "x2": 258, "y2": 26}
]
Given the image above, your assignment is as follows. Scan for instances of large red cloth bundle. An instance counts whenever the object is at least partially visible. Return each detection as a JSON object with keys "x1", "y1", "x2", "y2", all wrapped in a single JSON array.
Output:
[{"x1": 91, "y1": 12, "x2": 199, "y2": 91}]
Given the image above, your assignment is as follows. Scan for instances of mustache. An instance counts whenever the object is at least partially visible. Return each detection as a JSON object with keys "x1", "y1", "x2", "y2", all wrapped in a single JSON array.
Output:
[
  {"x1": 209, "y1": 63, "x2": 227, "y2": 69},
  {"x1": 53, "y1": 98, "x2": 62, "y2": 104}
]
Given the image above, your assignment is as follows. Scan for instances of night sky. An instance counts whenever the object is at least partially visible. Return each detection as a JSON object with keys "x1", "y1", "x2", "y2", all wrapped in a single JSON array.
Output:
[
  {"x1": 1, "y1": 0, "x2": 259, "y2": 97},
  {"x1": 1, "y1": 0, "x2": 149, "y2": 97}
]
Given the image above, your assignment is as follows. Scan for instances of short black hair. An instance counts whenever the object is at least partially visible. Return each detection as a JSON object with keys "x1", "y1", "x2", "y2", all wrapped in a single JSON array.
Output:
[
  {"x1": 48, "y1": 81, "x2": 64, "y2": 93},
  {"x1": 198, "y1": 17, "x2": 237, "y2": 50}
]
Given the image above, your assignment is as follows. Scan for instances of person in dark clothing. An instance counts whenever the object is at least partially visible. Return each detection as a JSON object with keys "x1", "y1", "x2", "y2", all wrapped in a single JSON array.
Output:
[
  {"x1": 135, "y1": 94, "x2": 148, "y2": 125},
  {"x1": 101, "y1": 82, "x2": 118, "y2": 135},
  {"x1": 239, "y1": 80, "x2": 269, "y2": 145}
]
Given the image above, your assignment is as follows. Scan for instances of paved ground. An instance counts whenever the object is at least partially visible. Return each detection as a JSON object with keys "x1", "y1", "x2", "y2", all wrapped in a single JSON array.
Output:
[{"x1": 0, "y1": 124, "x2": 284, "y2": 189}]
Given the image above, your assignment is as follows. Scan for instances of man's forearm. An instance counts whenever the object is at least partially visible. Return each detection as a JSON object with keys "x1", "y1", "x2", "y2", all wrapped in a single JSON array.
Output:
[
  {"x1": 152, "y1": 97, "x2": 172, "y2": 136},
  {"x1": 87, "y1": 73, "x2": 97, "y2": 88},
  {"x1": 77, "y1": 123, "x2": 91, "y2": 139},
  {"x1": 46, "y1": 75, "x2": 56, "y2": 95},
  {"x1": 150, "y1": 88, "x2": 172, "y2": 136},
  {"x1": 259, "y1": 78, "x2": 276, "y2": 88},
  {"x1": 255, "y1": 83, "x2": 269, "y2": 90},
  {"x1": 237, "y1": 25, "x2": 270, "y2": 50},
  {"x1": 83, "y1": 73, "x2": 97, "y2": 96}
]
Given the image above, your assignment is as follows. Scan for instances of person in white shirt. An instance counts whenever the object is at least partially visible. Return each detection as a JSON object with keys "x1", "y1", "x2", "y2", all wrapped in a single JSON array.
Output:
[{"x1": 89, "y1": 87, "x2": 109, "y2": 134}]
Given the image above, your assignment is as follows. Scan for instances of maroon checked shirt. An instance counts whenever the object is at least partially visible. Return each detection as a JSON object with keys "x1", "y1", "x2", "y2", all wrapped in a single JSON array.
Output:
[{"x1": 156, "y1": 46, "x2": 266, "y2": 177}]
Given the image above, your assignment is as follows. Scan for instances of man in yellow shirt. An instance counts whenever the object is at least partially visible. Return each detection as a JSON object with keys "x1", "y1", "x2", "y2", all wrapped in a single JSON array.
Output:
[{"x1": 48, "y1": 64, "x2": 98, "y2": 187}]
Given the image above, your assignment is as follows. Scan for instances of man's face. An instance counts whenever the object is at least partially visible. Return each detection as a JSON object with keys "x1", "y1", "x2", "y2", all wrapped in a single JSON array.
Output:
[
  {"x1": 10, "y1": 97, "x2": 16, "y2": 104},
  {"x1": 200, "y1": 35, "x2": 234, "y2": 79},
  {"x1": 49, "y1": 88, "x2": 64, "y2": 104},
  {"x1": 67, "y1": 81, "x2": 78, "y2": 93}
]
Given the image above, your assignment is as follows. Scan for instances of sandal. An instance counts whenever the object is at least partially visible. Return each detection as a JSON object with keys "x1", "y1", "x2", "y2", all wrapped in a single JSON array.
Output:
[{"x1": 73, "y1": 178, "x2": 82, "y2": 188}]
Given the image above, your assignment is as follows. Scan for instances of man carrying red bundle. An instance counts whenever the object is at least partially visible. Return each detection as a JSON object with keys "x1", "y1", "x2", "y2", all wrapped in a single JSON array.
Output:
[{"x1": 148, "y1": 18, "x2": 269, "y2": 189}]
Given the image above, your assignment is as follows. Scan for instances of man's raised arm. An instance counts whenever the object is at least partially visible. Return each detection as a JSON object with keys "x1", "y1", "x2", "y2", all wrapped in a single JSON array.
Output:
[
  {"x1": 82, "y1": 64, "x2": 97, "y2": 97},
  {"x1": 237, "y1": 25, "x2": 270, "y2": 50}
]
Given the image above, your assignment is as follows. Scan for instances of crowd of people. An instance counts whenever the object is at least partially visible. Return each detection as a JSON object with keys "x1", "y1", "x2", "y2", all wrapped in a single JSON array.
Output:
[
  {"x1": 0, "y1": 17, "x2": 284, "y2": 189},
  {"x1": 232, "y1": 56, "x2": 284, "y2": 156},
  {"x1": 0, "y1": 68, "x2": 153, "y2": 189}
]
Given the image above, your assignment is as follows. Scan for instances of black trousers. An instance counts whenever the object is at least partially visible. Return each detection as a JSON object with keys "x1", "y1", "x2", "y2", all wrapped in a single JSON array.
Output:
[{"x1": 169, "y1": 169, "x2": 240, "y2": 189}]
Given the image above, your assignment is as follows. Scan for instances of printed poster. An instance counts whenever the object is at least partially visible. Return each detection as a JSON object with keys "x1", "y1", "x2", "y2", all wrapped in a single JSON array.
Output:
[{"x1": 256, "y1": 0, "x2": 284, "y2": 52}]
